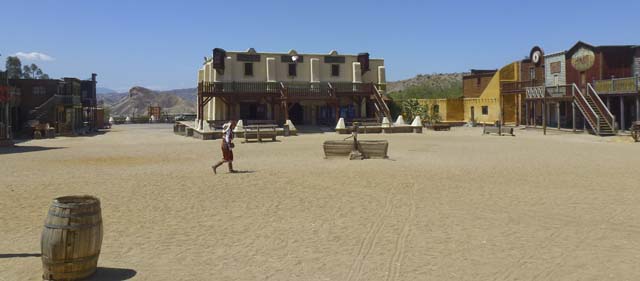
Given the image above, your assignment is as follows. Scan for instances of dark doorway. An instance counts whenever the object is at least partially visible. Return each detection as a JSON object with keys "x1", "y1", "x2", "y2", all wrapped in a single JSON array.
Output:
[
  {"x1": 470, "y1": 106, "x2": 475, "y2": 122},
  {"x1": 289, "y1": 103, "x2": 304, "y2": 125},
  {"x1": 239, "y1": 103, "x2": 266, "y2": 120}
]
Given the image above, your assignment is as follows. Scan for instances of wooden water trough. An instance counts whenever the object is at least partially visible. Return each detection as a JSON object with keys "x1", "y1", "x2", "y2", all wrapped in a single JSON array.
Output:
[{"x1": 323, "y1": 140, "x2": 389, "y2": 159}]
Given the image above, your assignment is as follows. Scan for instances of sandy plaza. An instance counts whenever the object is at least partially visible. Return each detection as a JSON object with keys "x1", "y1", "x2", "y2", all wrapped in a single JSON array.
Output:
[{"x1": 2, "y1": 124, "x2": 640, "y2": 280}]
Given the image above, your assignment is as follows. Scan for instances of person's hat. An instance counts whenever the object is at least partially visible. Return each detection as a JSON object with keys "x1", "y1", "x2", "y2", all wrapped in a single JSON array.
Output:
[{"x1": 222, "y1": 122, "x2": 231, "y2": 132}]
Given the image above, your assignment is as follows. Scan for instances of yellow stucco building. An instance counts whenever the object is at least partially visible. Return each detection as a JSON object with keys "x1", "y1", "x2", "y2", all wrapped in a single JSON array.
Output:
[{"x1": 420, "y1": 62, "x2": 520, "y2": 125}]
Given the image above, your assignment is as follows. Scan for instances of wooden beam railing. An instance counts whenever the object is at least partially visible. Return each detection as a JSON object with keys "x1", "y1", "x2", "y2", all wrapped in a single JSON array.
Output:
[
  {"x1": 501, "y1": 79, "x2": 544, "y2": 93},
  {"x1": 594, "y1": 76, "x2": 639, "y2": 94},
  {"x1": 587, "y1": 83, "x2": 616, "y2": 132}
]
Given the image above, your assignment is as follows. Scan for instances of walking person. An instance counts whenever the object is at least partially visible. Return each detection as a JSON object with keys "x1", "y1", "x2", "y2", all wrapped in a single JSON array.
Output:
[{"x1": 212, "y1": 120, "x2": 237, "y2": 174}]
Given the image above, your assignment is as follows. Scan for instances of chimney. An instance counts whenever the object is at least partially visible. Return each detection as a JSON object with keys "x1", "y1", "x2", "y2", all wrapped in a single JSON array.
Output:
[{"x1": 91, "y1": 73, "x2": 97, "y2": 82}]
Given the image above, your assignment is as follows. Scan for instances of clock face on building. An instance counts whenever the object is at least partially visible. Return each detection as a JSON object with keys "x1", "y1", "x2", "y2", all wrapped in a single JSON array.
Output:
[{"x1": 532, "y1": 51, "x2": 541, "y2": 64}]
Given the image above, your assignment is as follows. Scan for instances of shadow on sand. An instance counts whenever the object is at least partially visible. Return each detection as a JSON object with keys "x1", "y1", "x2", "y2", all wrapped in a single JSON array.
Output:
[
  {"x1": 0, "y1": 253, "x2": 41, "y2": 258},
  {"x1": 0, "y1": 146, "x2": 64, "y2": 155},
  {"x1": 87, "y1": 267, "x2": 137, "y2": 281}
]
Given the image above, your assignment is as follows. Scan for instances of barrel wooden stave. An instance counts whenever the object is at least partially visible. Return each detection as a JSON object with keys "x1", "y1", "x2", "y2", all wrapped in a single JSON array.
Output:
[{"x1": 41, "y1": 196, "x2": 103, "y2": 281}]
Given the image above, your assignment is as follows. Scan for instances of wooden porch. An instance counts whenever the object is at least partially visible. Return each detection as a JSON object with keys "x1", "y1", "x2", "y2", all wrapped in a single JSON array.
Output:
[{"x1": 196, "y1": 81, "x2": 389, "y2": 128}]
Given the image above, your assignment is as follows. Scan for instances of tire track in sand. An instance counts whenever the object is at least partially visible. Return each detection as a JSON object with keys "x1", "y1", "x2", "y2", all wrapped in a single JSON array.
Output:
[
  {"x1": 346, "y1": 189, "x2": 395, "y2": 281},
  {"x1": 385, "y1": 186, "x2": 416, "y2": 281}
]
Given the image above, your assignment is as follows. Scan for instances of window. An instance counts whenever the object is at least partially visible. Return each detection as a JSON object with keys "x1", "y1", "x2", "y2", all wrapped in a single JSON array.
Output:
[
  {"x1": 433, "y1": 105, "x2": 439, "y2": 114},
  {"x1": 481, "y1": 106, "x2": 488, "y2": 115},
  {"x1": 288, "y1": 63, "x2": 297, "y2": 76},
  {"x1": 33, "y1": 86, "x2": 46, "y2": 96},
  {"x1": 530, "y1": 67, "x2": 535, "y2": 80},
  {"x1": 331, "y1": 64, "x2": 340, "y2": 76},
  {"x1": 244, "y1": 63, "x2": 253, "y2": 76}
]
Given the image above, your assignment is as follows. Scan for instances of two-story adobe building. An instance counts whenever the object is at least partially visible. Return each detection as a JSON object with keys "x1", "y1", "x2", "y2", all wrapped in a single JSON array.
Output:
[{"x1": 195, "y1": 48, "x2": 389, "y2": 130}]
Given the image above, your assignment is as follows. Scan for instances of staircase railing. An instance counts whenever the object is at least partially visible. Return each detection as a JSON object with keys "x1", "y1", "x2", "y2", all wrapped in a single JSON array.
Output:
[
  {"x1": 571, "y1": 84, "x2": 600, "y2": 134},
  {"x1": 372, "y1": 85, "x2": 391, "y2": 118},
  {"x1": 587, "y1": 83, "x2": 616, "y2": 132},
  {"x1": 29, "y1": 95, "x2": 62, "y2": 120}
]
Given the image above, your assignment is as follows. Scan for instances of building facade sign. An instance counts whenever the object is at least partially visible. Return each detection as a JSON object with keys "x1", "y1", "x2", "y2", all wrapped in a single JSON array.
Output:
[
  {"x1": 571, "y1": 47, "x2": 595, "y2": 72},
  {"x1": 550, "y1": 62, "x2": 561, "y2": 74}
]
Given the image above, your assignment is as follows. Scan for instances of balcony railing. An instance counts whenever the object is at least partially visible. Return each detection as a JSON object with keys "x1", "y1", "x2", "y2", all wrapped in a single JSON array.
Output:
[
  {"x1": 594, "y1": 76, "x2": 639, "y2": 94},
  {"x1": 284, "y1": 82, "x2": 331, "y2": 98},
  {"x1": 501, "y1": 79, "x2": 544, "y2": 93},
  {"x1": 198, "y1": 81, "x2": 375, "y2": 97},
  {"x1": 199, "y1": 81, "x2": 281, "y2": 95}
]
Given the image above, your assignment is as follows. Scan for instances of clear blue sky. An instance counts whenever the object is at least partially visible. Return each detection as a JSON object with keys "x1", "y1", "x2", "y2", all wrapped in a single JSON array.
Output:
[{"x1": 2, "y1": 0, "x2": 638, "y2": 91}]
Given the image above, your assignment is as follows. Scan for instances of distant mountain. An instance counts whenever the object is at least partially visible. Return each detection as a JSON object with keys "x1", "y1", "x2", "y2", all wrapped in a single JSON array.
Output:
[
  {"x1": 97, "y1": 87, "x2": 118, "y2": 94},
  {"x1": 100, "y1": 86, "x2": 196, "y2": 116},
  {"x1": 387, "y1": 73, "x2": 463, "y2": 100}
]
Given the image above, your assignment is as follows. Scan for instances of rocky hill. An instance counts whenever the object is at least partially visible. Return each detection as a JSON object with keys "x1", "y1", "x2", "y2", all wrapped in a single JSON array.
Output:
[
  {"x1": 99, "y1": 87, "x2": 196, "y2": 116},
  {"x1": 387, "y1": 73, "x2": 463, "y2": 100}
]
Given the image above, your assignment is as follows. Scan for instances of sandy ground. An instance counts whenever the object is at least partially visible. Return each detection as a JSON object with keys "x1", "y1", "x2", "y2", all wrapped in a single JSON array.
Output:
[{"x1": 1, "y1": 124, "x2": 640, "y2": 281}]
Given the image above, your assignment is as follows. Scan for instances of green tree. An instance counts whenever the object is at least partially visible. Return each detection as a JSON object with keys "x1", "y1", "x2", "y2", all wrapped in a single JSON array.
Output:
[
  {"x1": 22, "y1": 63, "x2": 49, "y2": 79},
  {"x1": 401, "y1": 99, "x2": 426, "y2": 121},
  {"x1": 5, "y1": 57, "x2": 49, "y2": 79},
  {"x1": 5, "y1": 56, "x2": 22, "y2": 79}
]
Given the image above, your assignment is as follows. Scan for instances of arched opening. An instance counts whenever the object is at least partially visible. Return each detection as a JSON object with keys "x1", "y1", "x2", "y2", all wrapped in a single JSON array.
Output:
[{"x1": 289, "y1": 103, "x2": 304, "y2": 125}]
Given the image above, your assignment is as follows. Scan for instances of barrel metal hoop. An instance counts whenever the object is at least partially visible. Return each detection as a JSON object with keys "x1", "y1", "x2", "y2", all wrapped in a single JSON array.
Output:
[
  {"x1": 42, "y1": 253, "x2": 100, "y2": 265},
  {"x1": 48, "y1": 210, "x2": 101, "y2": 218},
  {"x1": 44, "y1": 220, "x2": 102, "y2": 230}
]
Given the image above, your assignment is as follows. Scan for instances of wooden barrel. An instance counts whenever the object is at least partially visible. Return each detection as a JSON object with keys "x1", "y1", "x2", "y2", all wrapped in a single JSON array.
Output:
[{"x1": 41, "y1": 196, "x2": 103, "y2": 281}]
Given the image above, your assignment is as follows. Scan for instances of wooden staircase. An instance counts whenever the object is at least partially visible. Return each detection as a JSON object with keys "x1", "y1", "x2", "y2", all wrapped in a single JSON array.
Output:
[
  {"x1": 572, "y1": 84, "x2": 616, "y2": 136},
  {"x1": 372, "y1": 85, "x2": 391, "y2": 120},
  {"x1": 29, "y1": 95, "x2": 61, "y2": 121}
]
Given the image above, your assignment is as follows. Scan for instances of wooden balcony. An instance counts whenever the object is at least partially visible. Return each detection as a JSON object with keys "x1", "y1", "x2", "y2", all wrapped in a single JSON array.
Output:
[
  {"x1": 594, "y1": 76, "x2": 639, "y2": 94},
  {"x1": 501, "y1": 79, "x2": 544, "y2": 94},
  {"x1": 198, "y1": 81, "x2": 376, "y2": 100}
]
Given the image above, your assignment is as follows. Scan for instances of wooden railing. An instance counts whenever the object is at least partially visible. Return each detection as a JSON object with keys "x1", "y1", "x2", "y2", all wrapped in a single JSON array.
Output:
[
  {"x1": 572, "y1": 84, "x2": 600, "y2": 133},
  {"x1": 332, "y1": 82, "x2": 373, "y2": 94},
  {"x1": 501, "y1": 79, "x2": 544, "y2": 93},
  {"x1": 199, "y1": 81, "x2": 375, "y2": 97},
  {"x1": 594, "y1": 76, "x2": 639, "y2": 94},
  {"x1": 587, "y1": 83, "x2": 616, "y2": 132},
  {"x1": 545, "y1": 85, "x2": 571, "y2": 98},
  {"x1": 198, "y1": 81, "x2": 281, "y2": 95},
  {"x1": 282, "y1": 82, "x2": 331, "y2": 98}
]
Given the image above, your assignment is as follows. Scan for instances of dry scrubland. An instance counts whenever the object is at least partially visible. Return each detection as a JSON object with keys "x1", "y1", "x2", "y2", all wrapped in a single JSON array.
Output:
[{"x1": 1, "y1": 124, "x2": 640, "y2": 280}]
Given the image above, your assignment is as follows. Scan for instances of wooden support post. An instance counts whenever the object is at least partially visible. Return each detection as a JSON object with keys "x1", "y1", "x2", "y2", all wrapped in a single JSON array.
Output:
[
  {"x1": 557, "y1": 102, "x2": 561, "y2": 130},
  {"x1": 572, "y1": 101, "x2": 576, "y2": 132},
  {"x1": 636, "y1": 95, "x2": 640, "y2": 122},
  {"x1": 334, "y1": 103, "x2": 340, "y2": 123},
  {"x1": 620, "y1": 96, "x2": 625, "y2": 131},
  {"x1": 532, "y1": 101, "x2": 536, "y2": 127},
  {"x1": 543, "y1": 98, "x2": 547, "y2": 135},
  {"x1": 525, "y1": 100, "x2": 529, "y2": 127}
]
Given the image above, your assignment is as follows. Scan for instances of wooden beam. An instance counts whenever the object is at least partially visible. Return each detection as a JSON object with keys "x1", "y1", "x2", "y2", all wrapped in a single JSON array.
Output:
[{"x1": 620, "y1": 96, "x2": 625, "y2": 130}]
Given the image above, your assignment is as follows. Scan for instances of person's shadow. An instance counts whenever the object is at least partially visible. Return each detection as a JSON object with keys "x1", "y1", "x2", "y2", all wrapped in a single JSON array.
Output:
[
  {"x1": 231, "y1": 170, "x2": 255, "y2": 174},
  {"x1": 87, "y1": 267, "x2": 137, "y2": 281}
]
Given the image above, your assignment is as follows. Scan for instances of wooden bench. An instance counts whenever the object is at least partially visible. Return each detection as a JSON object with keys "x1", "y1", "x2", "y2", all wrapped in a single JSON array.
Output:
[
  {"x1": 483, "y1": 125, "x2": 515, "y2": 136},
  {"x1": 424, "y1": 123, "x2": 451, "y2": 131},
  {"x1": 631, "y1": 121, "x2": 640, "y2": 142},
  {"x1": 245, "y1": 120, "x2": 277, "y2": 126},
  {"x1": 244, "y1": 124, "x2": 278, "y2": 142}
]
